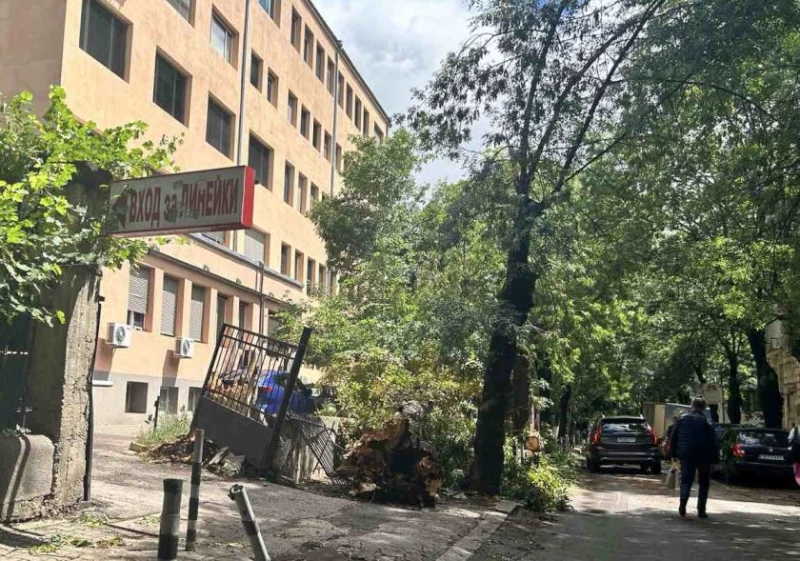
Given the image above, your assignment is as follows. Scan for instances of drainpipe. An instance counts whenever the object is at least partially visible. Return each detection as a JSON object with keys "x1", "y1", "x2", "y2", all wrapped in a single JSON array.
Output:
[
  {"x1": 329, "y1": 41, "x2": 342, "y2": 196},
  {"x1": 236, "y1": 0, "x2": 253, "y2": 165}
]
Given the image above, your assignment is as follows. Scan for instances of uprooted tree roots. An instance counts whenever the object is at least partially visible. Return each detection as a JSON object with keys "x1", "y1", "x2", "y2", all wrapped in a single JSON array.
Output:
[{"x1": 336, "y1": 417, "x2": 443, "y2": 506}]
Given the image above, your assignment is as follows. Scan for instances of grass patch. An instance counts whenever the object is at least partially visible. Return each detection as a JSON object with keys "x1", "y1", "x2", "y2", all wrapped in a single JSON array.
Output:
[
  {"x1": 29, "y1": 533, "x2": 125, "y2": 555},
  {"x1": 79, "y1": 511, "x2": 108, "y2": 528},
  {"x1": 134, "y1": 412, "x2": 190, "y2": 448}
]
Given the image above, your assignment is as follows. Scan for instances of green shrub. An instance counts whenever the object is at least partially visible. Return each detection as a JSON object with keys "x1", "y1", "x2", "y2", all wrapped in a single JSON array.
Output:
[
  {"x1": 502, "y1": 451, "x2": 571, "y2": 512},
  {"x1": 134, "y1": 412, "x2": 190, "y2": 448},
  {"x1": 421, "y1": 405, "x2": 476, "y2": 488}
]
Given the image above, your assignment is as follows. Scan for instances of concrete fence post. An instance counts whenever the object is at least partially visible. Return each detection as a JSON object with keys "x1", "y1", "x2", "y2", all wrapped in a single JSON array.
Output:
[
  {"x1": 158, "y1": 478, "x2": 183, "y2": 560},
  {"x1": 228, "y1": 484, "x2": 270, "y2": 561},
  {"x1": 186, "y1": 429, "x2": 204, "y2": 551}
]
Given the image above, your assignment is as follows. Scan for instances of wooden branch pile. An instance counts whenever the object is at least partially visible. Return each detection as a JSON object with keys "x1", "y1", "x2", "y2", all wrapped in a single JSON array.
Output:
[{"x1": 336, "y1": 417, "x2": 443, "y2": 506}]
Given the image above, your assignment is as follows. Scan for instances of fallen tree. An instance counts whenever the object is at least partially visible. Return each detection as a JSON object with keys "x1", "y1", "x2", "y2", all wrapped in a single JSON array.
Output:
[{"x1": 337, "y1": 417, "x2": 443, "y2": 506}]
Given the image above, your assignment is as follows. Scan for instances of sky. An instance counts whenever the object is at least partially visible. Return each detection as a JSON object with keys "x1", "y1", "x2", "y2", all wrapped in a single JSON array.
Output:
[{"x1": 315, "y1": 0, "x2": 476, "y2": 185}]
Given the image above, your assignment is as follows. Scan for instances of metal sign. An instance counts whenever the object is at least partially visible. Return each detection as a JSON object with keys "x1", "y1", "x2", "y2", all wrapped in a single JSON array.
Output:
[{"x1": 108, "y1": 166, "x2": 255, "y2": 236}]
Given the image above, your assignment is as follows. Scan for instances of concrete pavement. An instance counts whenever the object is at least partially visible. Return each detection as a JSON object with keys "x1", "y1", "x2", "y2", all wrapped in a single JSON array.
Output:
[
  {"x1": 0, "y1": 434, "x2": 500, "y2": 560},
  {"x1": 474, "y1": 467, "x2": 800, "y2": 561}
]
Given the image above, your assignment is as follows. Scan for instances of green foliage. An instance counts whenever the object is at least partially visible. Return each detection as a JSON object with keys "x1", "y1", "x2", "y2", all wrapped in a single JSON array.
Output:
[
  {"x1": 134, "y1": 412, "x2": 190, "y2": 448},
  {"x1": 0, "y1": 87, "x2": 178, "y2": 324},
  {"x1": 502, "y1": 451, "x2": 572, "y2": 512}
]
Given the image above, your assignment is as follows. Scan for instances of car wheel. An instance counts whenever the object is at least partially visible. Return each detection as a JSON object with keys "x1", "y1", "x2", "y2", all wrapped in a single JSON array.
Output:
[
  {"x1": 651, "y1": 462, "x2": 662, "y2": 475},
  {"x1": 587, "y1": 458, "x2": 600, "y2": 473},
  {"x1": 639, "y1": 464, "x2": 649, "y2": 474}
]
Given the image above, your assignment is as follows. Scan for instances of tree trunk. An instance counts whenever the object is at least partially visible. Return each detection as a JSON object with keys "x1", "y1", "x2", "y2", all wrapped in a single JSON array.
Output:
[
  {"x1": 535, "y1": 351, "x2": 553, "y2": 425},
  {"x1": 557, "y1": 385, "x2": 572, "y2": 440},
  {"x1": 472, "y1": 206, "x2": 536, "y2": 495},
  {"x1": 747, "y1": 329, "x2": 783, "y2": 428},
  {"x1": 510, "y1": 353, "x2": 531, "y2": 436},
  {"x1": 726, "y1": 351, "x2": 742, "y2": 425}
]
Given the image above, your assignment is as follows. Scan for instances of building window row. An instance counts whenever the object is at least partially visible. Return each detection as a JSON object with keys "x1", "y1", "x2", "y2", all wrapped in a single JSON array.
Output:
[
  {"x1": 279, "y1": 243, "x2": 337, "y2": 295},
  {"x1": 125, "y1": 266, "x2": 260, "y2": 344},
  {"x1": 283, "y1": 90, "x2": 340, "y2": 163},
  {"x1": 282, "y1": 162, "x2": 323, "y2": 213}
]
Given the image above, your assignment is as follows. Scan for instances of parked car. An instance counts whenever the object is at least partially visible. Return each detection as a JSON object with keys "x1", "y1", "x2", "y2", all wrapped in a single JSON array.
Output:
[
  {"x1": 586, "y1": 416, "x2": 662, "y2": 474},
  {"x1": 717, "y1": 427, "x2": 794, "y2": 483},
  {"x1": 218, "y1": 368, "x2": 316, "y2": 415}
]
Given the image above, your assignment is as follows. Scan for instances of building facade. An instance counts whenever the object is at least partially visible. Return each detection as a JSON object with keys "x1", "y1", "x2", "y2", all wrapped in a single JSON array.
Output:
[
  {"x1": 0, "y1": 0, "x2": 389, "y2": 431},
  {"x1": 765, "y1": 320, "x2": 800, "y2": 430}
]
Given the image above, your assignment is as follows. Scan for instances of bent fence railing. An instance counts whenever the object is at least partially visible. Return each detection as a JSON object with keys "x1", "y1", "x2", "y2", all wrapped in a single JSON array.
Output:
[{"x1": 192, "y1": 324, "x2": 343, "y2": 484}]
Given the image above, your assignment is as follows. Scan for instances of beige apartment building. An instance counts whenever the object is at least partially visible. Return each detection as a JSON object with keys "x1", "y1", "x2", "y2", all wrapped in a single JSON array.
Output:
[{"x1": 0, "y1": 0, "x2": 389, "y2": 430}]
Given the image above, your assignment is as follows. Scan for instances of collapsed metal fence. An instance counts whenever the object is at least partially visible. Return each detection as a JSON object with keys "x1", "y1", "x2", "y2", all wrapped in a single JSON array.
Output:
[{"x1": 193, "y1": 324, "x2": 343, "y2": 483}]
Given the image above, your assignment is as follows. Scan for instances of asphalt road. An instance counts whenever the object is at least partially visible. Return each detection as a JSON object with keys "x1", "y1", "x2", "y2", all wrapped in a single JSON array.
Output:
[{"x1": 474, "y1": 466, "x2": 800, "y2": 561}]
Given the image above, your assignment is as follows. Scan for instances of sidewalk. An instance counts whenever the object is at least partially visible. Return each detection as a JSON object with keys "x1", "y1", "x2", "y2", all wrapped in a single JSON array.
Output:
[{"x1": 0, "y1": 434, "x2": 499, "y2": 560}]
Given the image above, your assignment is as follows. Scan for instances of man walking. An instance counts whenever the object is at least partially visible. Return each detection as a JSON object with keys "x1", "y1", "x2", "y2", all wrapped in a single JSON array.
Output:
[{"x1": 669, "y1": 398, "x2": 716, "y2": 518}]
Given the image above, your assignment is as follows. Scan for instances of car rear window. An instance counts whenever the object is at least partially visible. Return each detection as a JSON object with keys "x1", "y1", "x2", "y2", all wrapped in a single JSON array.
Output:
[
  {"x1": 737, "y1": 431, "x2": 788, "y2": 447},
  {"x1": 601, "y1": 421, "x2": 648, "y2": 433}
]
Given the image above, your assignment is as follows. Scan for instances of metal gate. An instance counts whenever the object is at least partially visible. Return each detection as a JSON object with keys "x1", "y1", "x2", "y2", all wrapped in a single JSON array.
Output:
[
  {"x1": 194, "y1": 324, "x2": 346, "y2": 475},
  {"x1": 0, "y1": 316, "x2": 31, "y2": 429}
]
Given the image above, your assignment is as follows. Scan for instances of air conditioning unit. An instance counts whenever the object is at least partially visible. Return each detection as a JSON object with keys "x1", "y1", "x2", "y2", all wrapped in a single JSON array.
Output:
[
  {"x1": 107, "y1": 323, "x2": 132, "y2": 348},
  {"x1": 175, "y1": 337, "x2": 195, "y2": 359}
]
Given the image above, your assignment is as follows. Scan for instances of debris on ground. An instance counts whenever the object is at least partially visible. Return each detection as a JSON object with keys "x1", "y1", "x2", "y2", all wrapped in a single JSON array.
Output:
[
  {"x1": 145, "y1": 433, "x2": 220, "y2": 464},
  {"x1": 336, "y1": 417, "x2": 443, "y2": 506}
]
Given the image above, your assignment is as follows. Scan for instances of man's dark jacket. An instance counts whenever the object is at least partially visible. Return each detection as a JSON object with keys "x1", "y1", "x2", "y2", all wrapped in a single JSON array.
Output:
[{"x1": 670, "y1": 411, "x2": 717, "y2": 466}]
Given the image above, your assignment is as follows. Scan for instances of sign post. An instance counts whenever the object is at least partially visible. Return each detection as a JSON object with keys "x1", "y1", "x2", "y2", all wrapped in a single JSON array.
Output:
[{"x1": 108, "y1": 166, "x2": 255, "y2": 236}]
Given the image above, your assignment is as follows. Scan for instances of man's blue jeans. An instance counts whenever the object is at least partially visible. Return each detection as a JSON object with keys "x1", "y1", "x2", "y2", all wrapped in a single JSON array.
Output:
[{"x1": 679, "y1": 458, "x2": 711, "y2": 513}]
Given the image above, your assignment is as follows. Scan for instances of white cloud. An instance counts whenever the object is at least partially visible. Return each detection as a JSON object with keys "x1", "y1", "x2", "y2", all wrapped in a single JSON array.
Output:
[{"x1": 315, "y1": 0, "x2": 476, "y2": 184}]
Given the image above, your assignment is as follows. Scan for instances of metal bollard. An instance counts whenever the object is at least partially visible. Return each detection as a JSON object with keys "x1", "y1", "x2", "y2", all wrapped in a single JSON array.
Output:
[
  {"x1": 228, "y1": 484, "x2": 270, "y2": 561},
  {"x1": 158, "y1": 478, "x2": 183, "y2": 560},
  {"x1": 186, "y1": 429, "x2": 204, "y2": 551}
]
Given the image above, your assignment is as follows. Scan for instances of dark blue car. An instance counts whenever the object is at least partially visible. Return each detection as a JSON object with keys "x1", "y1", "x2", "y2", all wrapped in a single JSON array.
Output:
[{"x1": 253, "y1": 370, "x2": 316, "y2": 415}]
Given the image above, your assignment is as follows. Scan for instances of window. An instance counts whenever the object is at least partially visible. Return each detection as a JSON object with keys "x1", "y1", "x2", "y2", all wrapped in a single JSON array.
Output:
[
  {"x1": 283, "y1": 163, "x2": 294, "y2": 205},
  {"x1": 306, "y1": 258, "x2": 316, "y2": 293},
  {"x1": 374, "y1": 125, "x2": 384, "y2": 144},
  {"x1": 287, "y1": 92, "x2": 298, "y2": 126},
  {"x1": 346, "y1": 84, "x2": 353, "y2": 118},
  {"x1": 203, "y1": 231, "x2": 225, "y2": 244},
  {"x1": 267, "y1": 313, "x2": 281, "y2": 338},
  {"x1": 244, "y1": 229, "x2": 266, "y2": 263},
  {"x1": 159, "y1": 386, "x2": 179, "y2": 415},
  {"x1": 125, "y1": 382, "x2": 148, "y2": 414},
  {"x1": 266, "y1": 71, "x2": 278, "y2": 106},
  {"x1": 297, "y1": 174, "x2": 307, "y2": 213},
  {"x1": 161, "y1": 276, "x2": 179, "y2": 336},
  {"x1": 206, "y1": 98, "x2": 233, "y2": 157},
  {"x1": 300, "y1": 107, "x2": 310, "y2": 139},
  {"x1": 318, "y1": 264, "x2": 328, "y2": 292},
  {"x1": 327, "y1": 58, "x2": 335, "y2": 94},
  {"x1": 259, "y1": 0, "x2": 278, "y2": 20},
  {"x1": 329, "y1": 271, "x2": 337, "y2": 295},
  {"x1": 216, "y1": 294, "x2": 228, "y2": 337},
  {"x1": 153, "y1": 54, "x2": 187, "y2": 123},
  {"x1": 280, "y1": 243, "x2": 291, "y2": 276},
  {"x1": 166, "y1": 0, "x2": 191, "y2": 21},
  {"x1": 238, "y1": 301, "x2": 249, "y2": 330},
  {"x1": 79, "y1": 0, "x2": 128, "y2": 78},
  {"x1": 127, "y1": 266, "x2": 150, "y2": 330},
  {"x1": 312, "y1": 121, "x2": 321, "y2": 151},
  {"x1": 323, "y1": 132, "x2": 332, "y2": 161},
  {"x1": 310, "y1": 183, "x2": 319, "y2": 211},
  {"x1": 190, "y1": 285, "x2": 206, "y2": 341},
  {"x1": 188, "y1": 387, "x2": 202, "y2": 413},
  {"x1": 248, "y1": 136, "x2": 273, "y2": 188},
  {"x1": 290, "y1": 9, "x2": 301, "y2": 51},
  {"x1": 315, "y1": 45, "x2": 325, "y2": 82},
  {"x1": 337, "y1": 73, "x2": 344, "y2": 107},
  {"x1": 363, "y1": 109, "x2": 370, "y2": 137},
  {"x1": 294, "y1": 250, "x2": 304, "y2": 283},
  {"x1": 335, "y1": 144, "x2": 342, "y2": 172},
  {"x1": 210, "y1": 13, "x2": 235, "y2": 64},
  {"x1": 304, "y1": 26, "x2": 314, "y2": 67},
  {"x1": 355, "y1": 97, "x2": 362, "y2": 128},
  {"x1": 250, "y1": 53, "x2": 262, "y2": 89}
]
